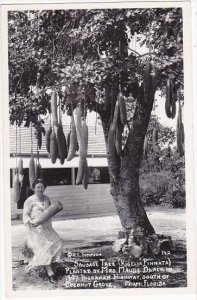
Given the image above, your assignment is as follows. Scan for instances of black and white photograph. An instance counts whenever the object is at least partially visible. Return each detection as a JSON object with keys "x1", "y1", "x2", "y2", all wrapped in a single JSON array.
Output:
[{"x1": 0, "y1": 1, "x2": 196, "y2": 298}]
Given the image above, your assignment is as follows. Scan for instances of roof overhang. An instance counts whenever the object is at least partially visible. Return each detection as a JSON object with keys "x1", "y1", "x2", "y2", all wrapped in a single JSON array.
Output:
[{"x1": 10, "y1": 156, "x2": 108, "y2": 169}]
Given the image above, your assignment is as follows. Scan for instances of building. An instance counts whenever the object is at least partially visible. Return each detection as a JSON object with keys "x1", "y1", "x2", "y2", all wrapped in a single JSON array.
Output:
[{"x1": 10, "y1": 122, "x2": 117, "y2": 220}]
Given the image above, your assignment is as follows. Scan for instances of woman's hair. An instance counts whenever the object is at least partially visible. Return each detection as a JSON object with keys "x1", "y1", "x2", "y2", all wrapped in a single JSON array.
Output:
[{"x1": 32, "y1": 178, "x2": 47, "y2": 190}]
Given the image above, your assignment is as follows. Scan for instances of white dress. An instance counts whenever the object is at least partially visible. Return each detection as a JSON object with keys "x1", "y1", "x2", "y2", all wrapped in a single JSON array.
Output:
[{"x1": 23, "y1": 194, "x2": 63, "y2": 268}]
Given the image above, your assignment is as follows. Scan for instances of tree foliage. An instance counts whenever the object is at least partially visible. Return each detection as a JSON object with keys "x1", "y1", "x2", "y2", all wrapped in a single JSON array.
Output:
[{"x1": 8, "y1": 8, "x2": 183, "y2": 127}]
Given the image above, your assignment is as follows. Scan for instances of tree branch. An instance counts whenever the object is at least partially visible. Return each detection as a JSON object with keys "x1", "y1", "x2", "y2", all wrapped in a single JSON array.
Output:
[
  {"x1": 128, "y1": 47, "x2": 156, "y2": 58},
  {"x1": 128, "y1": 47, "x2": 141, "y2": 56},
  {"x1": 124, "y1": 84, "x2": 154, "y2": 158}
]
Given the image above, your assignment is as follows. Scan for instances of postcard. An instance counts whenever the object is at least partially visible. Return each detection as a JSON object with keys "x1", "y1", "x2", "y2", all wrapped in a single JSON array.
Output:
[{"x1": 0, "y1": 1, "x2": 196, "y2": 300}]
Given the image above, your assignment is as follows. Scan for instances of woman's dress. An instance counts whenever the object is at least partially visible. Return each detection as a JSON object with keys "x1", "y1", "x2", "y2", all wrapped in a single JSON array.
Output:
[{"x1": 23, "y1": 194, "x2": 63, "y2": 268}]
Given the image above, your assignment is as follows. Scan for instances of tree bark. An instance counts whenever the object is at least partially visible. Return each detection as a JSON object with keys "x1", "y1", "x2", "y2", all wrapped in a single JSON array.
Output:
[{"x1": 101, "y1": 84, "x2": 155, "y2": 237}]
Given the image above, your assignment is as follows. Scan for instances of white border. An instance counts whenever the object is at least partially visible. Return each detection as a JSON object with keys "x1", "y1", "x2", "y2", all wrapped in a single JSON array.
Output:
[{"x1": 1, "y1": 1, "x2": 196, "y2": 300}]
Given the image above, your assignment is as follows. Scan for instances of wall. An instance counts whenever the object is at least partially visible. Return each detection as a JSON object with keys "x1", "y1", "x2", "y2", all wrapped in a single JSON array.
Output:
[
  {"x1": 45, "y1": 184, "x2": 117, "y2": 219},
  {"x1": 11, "y1": 184, "x2": 117, "y2": 220}
]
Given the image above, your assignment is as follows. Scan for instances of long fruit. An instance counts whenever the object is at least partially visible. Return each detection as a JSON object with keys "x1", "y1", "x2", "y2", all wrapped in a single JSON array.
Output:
[
  {"x1": 31, "y1": 201, "x2": 63, "y2": 226},
  {"x1": 176, "y1": 101, "x2": 184, "y2": 156},
  {"x1": 51, "y1": 91, "x2": 58, "y2": 127},
  {"x1": 76, "y1": 157, "x2": 86, "y2": 185},
  {"x1": 18, "y1": 157, "x2": 24, "y2": 184},
  {"x1": 29, "y1": 156, "x2": 36, "y2": 189},
  {"x1": 12, "y1": 173, "x2": 20, "y2": 203},
  {"x1": 67, "y1": 117, "x2": 78, "y2": 161},
  {"x1": 57, "y1": 123, "x2": 68, "y2": 163},
  {"x1": 17, "y1": 158, "x2": 23, "y2": 175},
  {"x1": 82, "y1": 159, "x2": 89, "y2": 190},
  {"x1": 115, "y1": 124, "x2": 123, "y2": 156},
  {"x1": 80, "y1": 119, "x2": 88, "y2": 159},
  {"x1": 35, "y1": 161, "x2": 42, "y2": 179},
  {"x1": 50, "y1": 130, "x2": 58, "y2": 164},
  {"x1": 73, "y1": 103, "x2": 83, "y2": 145},
  {"x1": 67, "y1": 130, "x2": 71, "y2": 152},
  {"x1": 165, "y1": 79, "x2": 172, "y2": 118},
  {"x1": 37, "y1": 130, "x2": 42, "y2": 150},
  {"x1": 45, "y1": 125, "x2": 52, "y2": 154},
  {"x1": 118, "y1": 92, "x2": 127, "y2": 125}
]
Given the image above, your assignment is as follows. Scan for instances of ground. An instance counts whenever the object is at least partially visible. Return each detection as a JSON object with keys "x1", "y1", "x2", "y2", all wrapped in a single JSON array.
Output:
[{"x1": 11, "y1": 207, "x2": 186, "y2": 290}]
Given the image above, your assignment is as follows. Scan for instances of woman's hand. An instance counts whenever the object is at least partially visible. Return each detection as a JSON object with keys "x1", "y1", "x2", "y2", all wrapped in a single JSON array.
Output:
[
  {"x1": 30, "y1": 219, "x2": 40, "y2": 227},
  {"x1": 24, "y1": 217, "x2": 32, "y2": 227}
]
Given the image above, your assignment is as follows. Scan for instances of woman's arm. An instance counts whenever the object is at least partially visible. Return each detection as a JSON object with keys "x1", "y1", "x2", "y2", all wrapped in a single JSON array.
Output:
[
  {"x1": 30, "y1": 199, "x2": 63, "y2": 227},
  {"x1": 23, "y1": 198, "x2": 33, "y2": 226}
]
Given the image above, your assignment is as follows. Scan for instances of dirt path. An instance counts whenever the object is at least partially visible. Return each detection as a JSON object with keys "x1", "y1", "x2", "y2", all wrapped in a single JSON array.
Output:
[{"x1": 11, "y1": 207, "x2": 186, "y2": 290}]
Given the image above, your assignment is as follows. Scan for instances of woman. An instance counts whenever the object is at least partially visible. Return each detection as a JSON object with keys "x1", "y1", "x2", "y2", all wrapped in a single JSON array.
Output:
[{"x1": 23, "y1": 178, "x2": 63, "y2": 283}]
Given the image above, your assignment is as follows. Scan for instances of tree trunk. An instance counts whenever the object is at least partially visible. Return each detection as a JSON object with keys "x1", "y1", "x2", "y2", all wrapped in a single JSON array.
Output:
[{"x1": 101, "y1": 84, "x2": 155, "y2": 237}]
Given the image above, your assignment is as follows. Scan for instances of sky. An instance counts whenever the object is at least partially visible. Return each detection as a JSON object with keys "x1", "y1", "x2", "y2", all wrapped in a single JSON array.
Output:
[{"x1": 154, "y1": 92, "x2": 177, "y2": 129}]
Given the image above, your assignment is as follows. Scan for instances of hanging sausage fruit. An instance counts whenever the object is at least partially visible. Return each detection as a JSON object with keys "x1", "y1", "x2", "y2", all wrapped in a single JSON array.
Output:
[
  {"x1": 12, "y1": 173, "x2": 20, "y2": 203},
  {"x1": 165, "y1": 78, "x2": 176, "y2": 119},
  {"x1": 36, "y1": 127, "x2": 42, "y2": 150},
  {"x1": 50, "y1": 128, "x2": 58, "y2": 164},
  {"x1": 35, "y1": 160, "x2": 42, "y2": 179},
  {"x1": 18, "y1": 126, "x2": 24, "y2": 184},
  {"x1": 57, "y1": 124, "x2": 68, "y2": 164},
  {"x1": 67, "y1": 130, "x2": 71, "y2": 153},
  {"x1": 35, "y1": 130, "x2": 43, "y2": 180},
  {"x1": 144, "y1": 59, "x2": 158, "y2": 102},
  {"x1": 118, "y1": 92, "x2": 127, "y2": 126},
  {"x1": 17, "y1": 157, "x2": 23, "y2": 177},
  {"x1": 76, "y1": 157, "x2": 87, "y2": 185},
  {"x1": 29, "y1": 155, "x2": 36, "y2": 189},
  {"x1": 57, "y1": 97, "x2": 68, "y2": 164},
  {"x1": 74, "y1": 98, "x2": 89, "y2": 188},
  {"x1": 67, "y1": 115, "x2": 79, "y2": 161},
  {"x1": 176, "y1": 98, "x2": 184, "y2": 157},
  {"x1": 12, "y1": 122, "x2": 21, "y2": 202},
  {"x1": 81, "y1": 121, "x2": 89, "y2": 189},
  {"x1": 107, "y1": 90, "x2": 121, "y2": 183},
  {"x1": 45, "y1": 114, "x2": 52, "y2": 154},
  {"x1": 51, "y1": 90, "x2": 58, "y2": 127},
  {"x1": 115, "y1": 124, "x2": 122, "y2": 156},
  {"x1": 73, "y1": 102, "x2": 83, "y2": 144},
  {"x1": 76, "y1": 124, "x2": 89, "y2": 185},
  {"x1": 29, "y1": 123, "x2": 36, "y2": 189},
  {"x1": 80, "y1": 119, "x2": 88, "y2": 159},
  {"x1": 76, "y1": 107, "x2": 89, "y2": 186},
  {"x1": 82, "y1": 159, "x2": 89, "y2": 190}
]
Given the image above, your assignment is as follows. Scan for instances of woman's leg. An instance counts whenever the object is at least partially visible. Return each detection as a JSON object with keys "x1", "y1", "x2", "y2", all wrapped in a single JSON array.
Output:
[{"x1": 46, "y1": 264, "x2": 54, "y2": 277}]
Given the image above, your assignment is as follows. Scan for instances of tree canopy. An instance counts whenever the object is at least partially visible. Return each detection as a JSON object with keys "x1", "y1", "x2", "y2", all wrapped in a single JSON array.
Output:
[{"x1": 8, "y1": 8, "x2": 183, "y2": 127}]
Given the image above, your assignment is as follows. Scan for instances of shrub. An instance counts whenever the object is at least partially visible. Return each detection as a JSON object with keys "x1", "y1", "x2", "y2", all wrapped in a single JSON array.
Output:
[
  {"x1": 140, "y1": 171, "x2": 170, "y2": 206},
  {"x1": 140, "y1": 153, "x2": 185, "y2": 208}
]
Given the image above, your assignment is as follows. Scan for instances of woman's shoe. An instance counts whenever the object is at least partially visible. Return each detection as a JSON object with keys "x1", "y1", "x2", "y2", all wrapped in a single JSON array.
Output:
[{"x1": 48, "y1": 274, "x2": 57, "y2": 283}]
